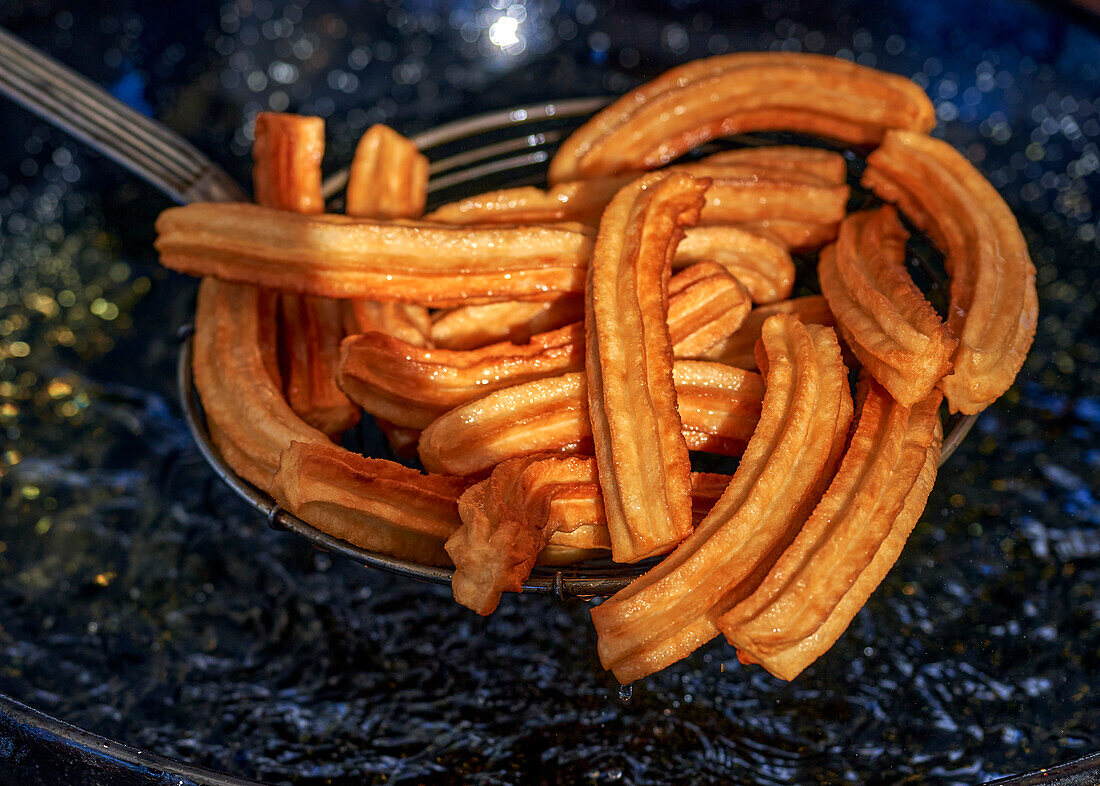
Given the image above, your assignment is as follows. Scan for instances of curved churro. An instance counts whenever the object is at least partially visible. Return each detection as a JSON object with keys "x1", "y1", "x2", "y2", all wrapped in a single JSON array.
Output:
[
  {"x1": 862, "y1": 130, "x2": 1037, "y2": 414},
  {"x1": 346, "y1": 124, "x2": 429, "y2": 219},
  {"x1": 430, "y1": 296, "x2": 584, "y2": 351},
  {"x1": 192, "y1": 278, "x2": 330, "y2": 492},
  {"x1": 820, "y1": 206, "x2": 957, "y2": 405},
  {"x1": 448, "y1": 456, "x2": 732, "y2": 614},
  {"x1": 675, "y1": 226, "x2": 795, "y2": 304},
  {"x1": 273, "y1": 441, "x2": 467, "y2": 566},
  {"x1": 591, "y1": 314, "x2": 853, "y2": 683},
  {"x1": 155, "y1": 203, "x2": 595, "y2": 306},
  {"x1": 719, "y1": 381, "x2": 943, "y2": 679},
  {"x1": 585, "y1": 171, "x2": 710, "y2": 563},
  {"x1": 418, "y1": 362, "x2": 764, "y2": 477},
  {"x1": 549, "y1": 53, "x2": 935, "y2": 182},
  {"x1": 702, "y1": 295, "x2": 835, "y2": 370},
  {"x1": 339, "y1": 262, "x2": 747, "y2": 429}
]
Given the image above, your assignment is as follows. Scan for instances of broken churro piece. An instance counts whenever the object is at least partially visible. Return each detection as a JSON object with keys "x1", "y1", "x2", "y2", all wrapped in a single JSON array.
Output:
[
  {"x1": 346, "y1": 124, "x2": 429, "y2": 219},
  {"x1": 550, "y1": 53, "x2": 934, "y2": 182},
  {"x1": 719, "y1": 381, "x2": 943, "y2": 679},
  {"x1": 591, "y1": 314, "x2": 853, "y2": 683},
  {"x1": 448, "y1": 457, "x2": 732, "y2": 615},
  {"x1": 862, "y1": 130, "x2": 1037, "y2": 414},
  {"x1": 819, "y1": 206, "x2": 957, "y2": 405},
  {"x1": 252, "y1": 112, "x2": 325, "y2": 214}
]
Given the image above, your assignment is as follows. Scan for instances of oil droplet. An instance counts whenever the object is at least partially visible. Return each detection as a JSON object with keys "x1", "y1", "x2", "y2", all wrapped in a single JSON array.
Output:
[{"x1": 618, "y1": 684, "x2": 633, "y2": 703}]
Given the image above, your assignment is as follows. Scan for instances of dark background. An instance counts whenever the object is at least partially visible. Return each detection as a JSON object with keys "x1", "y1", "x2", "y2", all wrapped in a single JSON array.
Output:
[{"x1": 0, "y1": 0, "x2": 1098, "y2": 783}]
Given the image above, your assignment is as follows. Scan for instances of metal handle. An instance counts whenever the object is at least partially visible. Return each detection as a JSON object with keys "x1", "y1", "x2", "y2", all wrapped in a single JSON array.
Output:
[{"x1": 0, "y1": 25, "x2": 245, "y2": 204}]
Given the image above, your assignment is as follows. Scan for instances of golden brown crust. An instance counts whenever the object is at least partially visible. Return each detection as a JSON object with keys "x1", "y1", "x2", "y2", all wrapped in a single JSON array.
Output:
[
  {"x1": 273, "y1": 441, "x2": 467, "y2": 566},
  {"x1": 718, "y1": 381, "x2": 942, "y2": 679},
  {"x1": 585, "y1": 172, "x2": 710, "y2": 563},
  {"x1": 862, "y1": 130, "x2": 1038, "y2": 413},
  {"x1": 674, "y1": 226, "x2": 795, "y2": 304},
  {"x1": 252, "y1": 113, "x2": 325, "y2": 214},
  {"x1": 447, "y1": 456, "x2": 733, "y2": 614},
  {"x1": 338, "y1": 263, "x2": 749, "y2": 429},
  {"x1": 429, "y1": 297, "x2": 584, "y2": 351},
  {"x1": 549, "y1": 53, "x2": 935, "y2": 182},
  {"x1": 819, "y1": 206, "x2": 957, "y2": 405},
  {"x1": 346, "y1": 124, "x2": 429, "y2": 220},
  {"x1": 417, "y1": 362, "x2": 764, "y2": 477},
  {"x1": 193, "y1": 279, "x2": 330, "y2": 492},
  {"x1": 703, "y1": 296, "x2": 836, "y2": 369},
  {"x1": 590, "y1": 315, "x2": 853, "y2": 683},
  {"x1": 155, "y1": 204, "x2": 595, "y2": 305}
]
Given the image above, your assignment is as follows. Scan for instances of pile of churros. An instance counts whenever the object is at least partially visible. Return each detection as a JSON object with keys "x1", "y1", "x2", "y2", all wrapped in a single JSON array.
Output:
[{"x1": 157, "y1": 53, "x2": 1038, "y2": 683}]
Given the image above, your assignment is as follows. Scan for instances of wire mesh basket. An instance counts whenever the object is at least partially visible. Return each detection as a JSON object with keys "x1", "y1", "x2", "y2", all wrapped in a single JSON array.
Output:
[{"x1": 178, "y1": 98, "x2": 978, "y2": 600}]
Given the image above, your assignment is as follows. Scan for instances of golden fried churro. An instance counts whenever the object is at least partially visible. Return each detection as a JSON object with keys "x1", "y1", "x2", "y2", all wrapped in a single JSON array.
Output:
[
  {"x1": 346, "y1": 124, "x2": 429, "y2": 219},
  {"x1": 549, "y1": 53, "x2": 935, "y2": 182},
  {"x1": 342, "y1": 300, "x2": 433, "y2": 348},
  {"x1": 862, "y1": 130, "x2": 1037, "y2": 414},
  {"x1": 586, "y1": 171, "x2": 710, "y2": 563},
  {"x1": 339, "y1": 262, "x2": 747, "y2": 429},
  {"x1": 193, "y1": 279, "x2": 330, "y2": 492},
  {"x1": 699, "y1": 146, "x2": 848, "y2": 184},
  {"x1": 819, "y1": 206, "x2": 957, "y2": 405},
  {"x1": 430, "y1": 296, "x2": 584, "y2": 350},
  {"x1": 675, "y1": 226, "x2": 795, "y2": 304},
  {"x1": 252, "y1": 113, "x2": 325, "y2": 214},
  {"x1": 251, "y1": 112, "x2": 362, "y2": 439},
  {"x1": 448, "y1": 457, "x2": 733, "y2": 614},
  {"x1": 278, "y1": 294, "x2": 361, "y2": 438},
  {"x1": 703, "y1": 295, "x2": 835, "y2": 369},
  {"x1": 273, "y1": 441, "x2": 467, "y2": 566},
  {"x1": 418, "y1": 362, "x2": 764, "y2": 477},
  {"x1": 718, "y1": 381, "x2": 942, "y2": 679},
  {"x1": 591, "y1": 314, "x2": 853, "y2": 683},
  {"x1": 155, "y1": 204, "x2": 595, "y2": 305}
]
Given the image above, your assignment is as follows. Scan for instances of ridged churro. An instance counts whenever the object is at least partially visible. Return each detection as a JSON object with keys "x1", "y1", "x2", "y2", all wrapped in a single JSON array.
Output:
[
  {"x1": 273, "y1": 441, "x2": 467, "y2": 566},
  {"x1": 430, "y1": 297, "x2": 584, "y2": 351},
  {"x1": 448, "y1": 456, "x2": 732, "y2": 614},
  {"x1": 585, "y1": 171, "x2": 709, "y2": 563},
  {"x1": 862, "y1": 130, "x2": 1037, "y2": 414},
  {"x1": 339, "y1": 262, "x2": 747, "y2": 429},
  {"x1": 720, "y1": 381, "x2": 943, "y2": 679},
  {"x1": 345, "y1": 124, "x2": 429, "y2": 219},
  {"x1": 702, "y1": 295, "x2": 836, "y2": 369},
  {"x1": 819, "y1": 206, "x2": 957, "y2": 405},
  {"x1": 418, "y1": 362, "x2": 764, "y2": 477},
  {"x1": 675, "y1": 226, "x2": 795, "y2": 304},
  {"x1": 591, "y1": 315, "x2": 853, "y2": 683},
  {"x1": 156, "y1": 204, "x2": 595, "y2": 306},
  {"x1": 549, "y1": 52, "x2": 934, "y2": 182}
]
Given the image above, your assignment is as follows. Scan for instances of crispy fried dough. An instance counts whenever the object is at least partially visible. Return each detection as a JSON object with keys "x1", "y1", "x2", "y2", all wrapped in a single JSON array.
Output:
[
  {"x1": 339, "y1": 262, "x2": 747, "y2": 429},
  {"x1": 703, "y1": 296, "x2": 835, "y2": 369},
  {"x1": 155, "y1": 203, "x2": 595, "y2": 306},
  {"x1": 252, "y1": 113, "x2": 325, "y2": 214},
  {"x1": 448, "y1": 457, "x2": 732, "y2": 614},
  {"x1": 585, "y1": 172, "x2": 709, "y2": 563},
  {"x1": 273, "y1": 441, "x2": 467, "y2": 566},
  {"x1": 549, "y1": 53, "x2": 934, "y2": 182},
  {"x1": 418, "y1": 362, "x2": 764, "y2": 477},
  {"x1": 820, "y1": 206, "x2": 957, "y2": 405},
  {"x1": 862, "y1": 130, "x2": 1037, "y2": 413},
  {"x1": 346, "y1": 124, "x2": 429, "y2": 219},
  {"x1": 590, "y1": 315, "x2": 853, "y2": 683},
  {"x1": 430, "y1": 297, "x2": 584, "y2": 350},
  {"x1": 192, "y1": 279, "x2": 330, "y2": 492},
  {"x1": 675, "y1": 226, "x2": 795, "y2": 304},
  {"x1": 719, "y1": 380, "x2": 942, "y2": 679}
]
